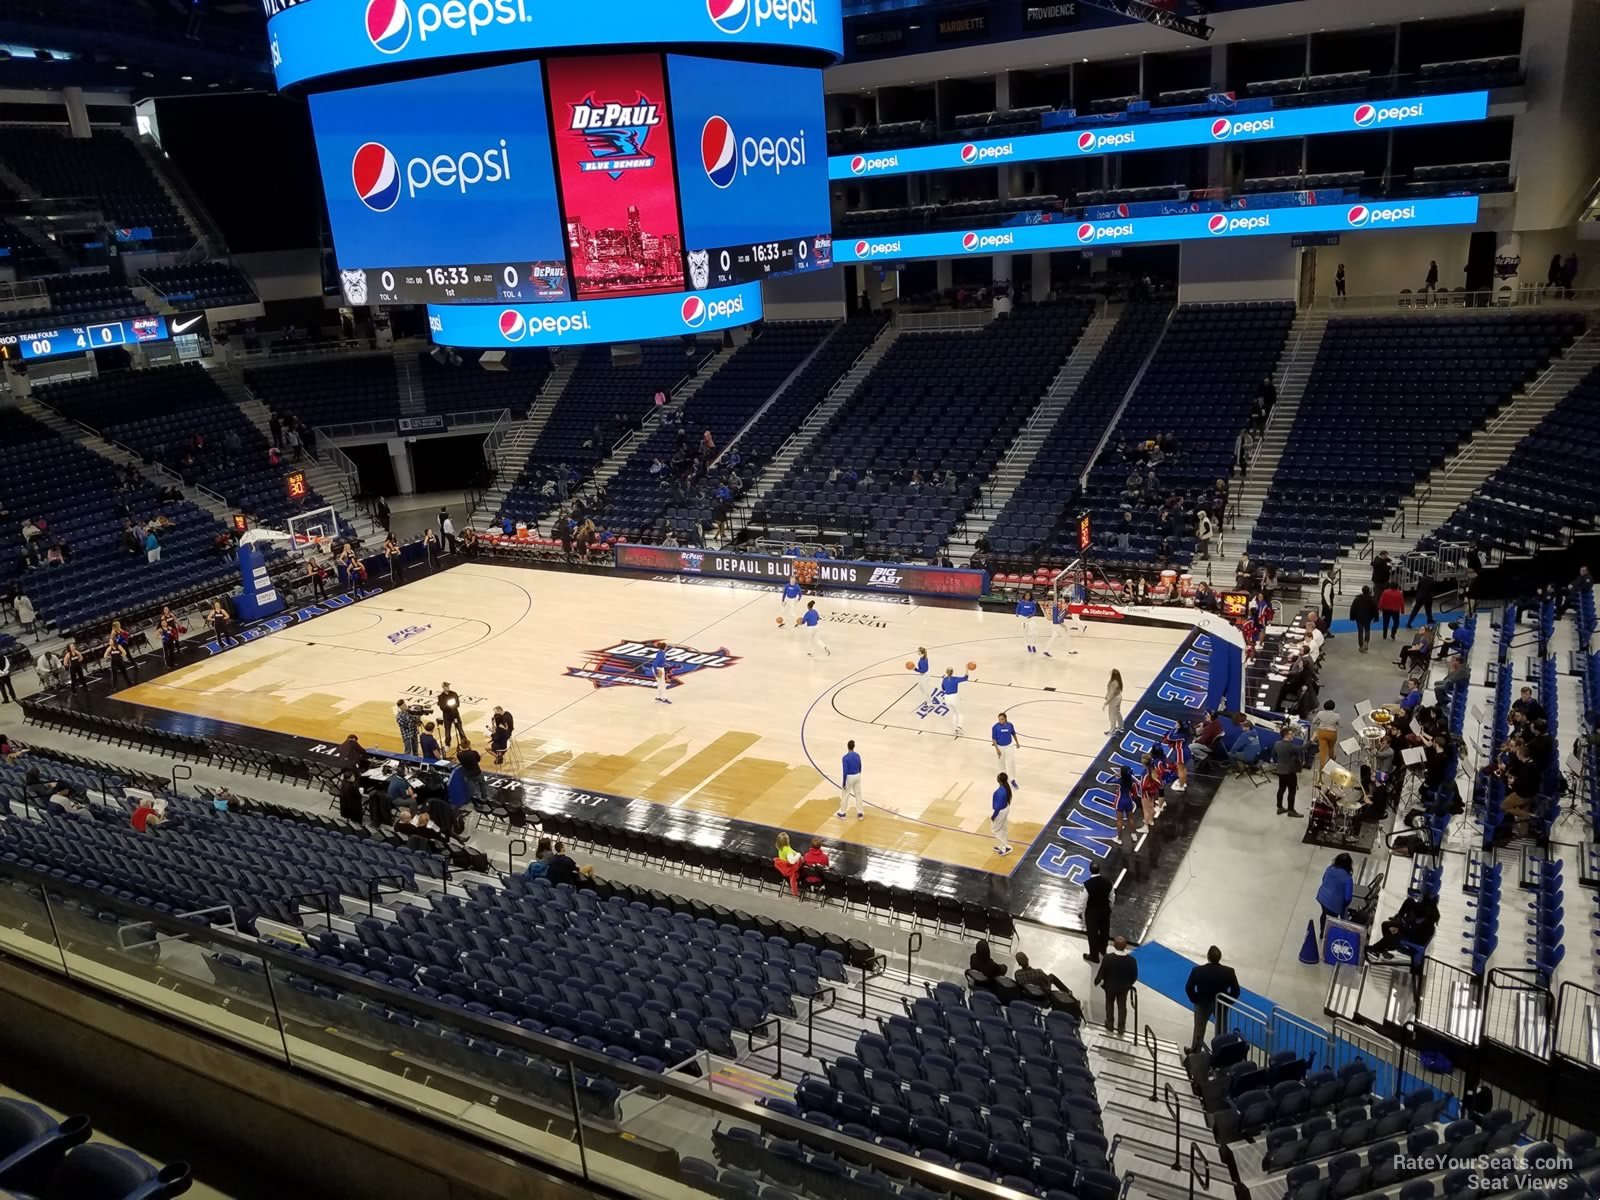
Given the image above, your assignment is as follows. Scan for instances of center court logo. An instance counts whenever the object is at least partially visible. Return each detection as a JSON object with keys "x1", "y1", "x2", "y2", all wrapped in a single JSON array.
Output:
[
  {"x1": 707, "y1": 0, "x2": 817, "y2": 35},
  {"x1": 366, "y1": 0, "x2": 532, "y2": 53},
  {"x1": 565, "y1": 639, "x2": 741, "y2": 691}
]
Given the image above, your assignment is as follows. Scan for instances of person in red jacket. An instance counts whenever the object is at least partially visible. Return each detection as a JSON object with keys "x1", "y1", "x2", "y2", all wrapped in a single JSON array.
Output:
[{"x1": 1377, "y1": 584, "x2": 1406, "y2": 642}]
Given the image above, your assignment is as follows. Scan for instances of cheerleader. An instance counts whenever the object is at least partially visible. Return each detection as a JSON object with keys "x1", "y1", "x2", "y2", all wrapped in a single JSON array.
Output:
[
  {"x1": 1163, "y1": 722, "x2": 1191, "y2": 792},
  {"x1": 1115, "y1": 764, "x2": 1138, "y2": 837}
]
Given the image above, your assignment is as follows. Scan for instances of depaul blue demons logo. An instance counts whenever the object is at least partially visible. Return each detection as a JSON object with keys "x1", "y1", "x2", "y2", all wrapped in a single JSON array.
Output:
[
  {"x1": 565, "y1": 639, "x2": 741, "y2": 690},
  {"x1": 570, "y1": 96, "x2": 661, "y2": 179}
]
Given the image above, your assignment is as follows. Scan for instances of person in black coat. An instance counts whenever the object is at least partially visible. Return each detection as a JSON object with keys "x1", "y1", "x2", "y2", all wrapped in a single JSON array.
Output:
[
  {"x1": 1081, "y1": 862, "x2": 1113, "y2": 963},
  {"x1": 969, "y1": 940, "x2": 1007, "y2": 982},
  {"x1": 1093, "y1": 937, "x2": 1139, "y2": 1035},
  {"x1": 1349, "y1": 586, "x2": 1379, "y2": 653},
  {"x1": 1184, "y1": 945, "x2": 1242, "y2": 1053},
  {"x1": 1371, "y1": 552, "x2": 1392, "y2": 591},
  {"x1": 1407, "y1": 574, "x2": 1436, "y2": 628}
]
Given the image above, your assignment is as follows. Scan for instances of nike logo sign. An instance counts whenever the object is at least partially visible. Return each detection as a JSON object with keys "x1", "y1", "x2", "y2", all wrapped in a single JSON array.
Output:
[{"x1": 172, "y1": 315, "x2": 204, "y2": 333}]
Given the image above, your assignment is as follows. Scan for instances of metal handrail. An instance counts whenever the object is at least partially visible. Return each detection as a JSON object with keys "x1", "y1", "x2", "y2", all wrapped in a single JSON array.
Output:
[
  {"x1": 1553, "y1": 979, "x2": 1600, "y2": 1068},
  {"x1": 1319, "y1": 285, "x2": 1600, "y2": 312},
  {"x1": 1078, "y1": 304, "x2": 1175, "y2": 490},
  {"x1": 1187, "y1": 1141, "x2": 1212, "y2": 1200},
  {"x1": 1162, "y1": 1081, "x2": 1181, "y2": 1169},
  {"x1": 1143, "y1": 1022, "x2": 1160, "y2": 1101}
]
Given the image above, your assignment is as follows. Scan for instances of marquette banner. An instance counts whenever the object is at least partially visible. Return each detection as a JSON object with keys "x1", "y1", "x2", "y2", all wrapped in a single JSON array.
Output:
[
  {"x1": 831, "y1": 91, "x2": 1488, "y2": 181},
  {"x1": 614, "y1": 544, "x2": 988, "y2": 600},
  {"x1": 838, "y1": 196, "x2": 1481, "y2": 265}
]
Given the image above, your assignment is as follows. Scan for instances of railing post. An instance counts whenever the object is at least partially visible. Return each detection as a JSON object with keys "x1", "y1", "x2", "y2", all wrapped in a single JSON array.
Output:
[
  {"x1": 1144, "y1": 1024, "x2": 1160, "y2": 1101},
  {"x1": 1188, "y1": 1141, "x2": 1212, "y2": 1200},
  {"x1": 905, "y1": 931, "x2": 922, "y2": 985},
  {"x1": 1163, "y1": 1081, "x2": 1181, "y2": 1169}
]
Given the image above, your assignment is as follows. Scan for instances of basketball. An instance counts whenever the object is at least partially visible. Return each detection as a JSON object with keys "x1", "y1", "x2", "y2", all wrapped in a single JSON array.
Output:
[
  {"x1": 905, "y1": 661, "x2": 915, "y2": 670},
  {"x1": 967, "y1": 661, "x2": 977, "y2": 671},
  {"x1": 775, "y1": 616, "x2": 784, "y2": 626}
]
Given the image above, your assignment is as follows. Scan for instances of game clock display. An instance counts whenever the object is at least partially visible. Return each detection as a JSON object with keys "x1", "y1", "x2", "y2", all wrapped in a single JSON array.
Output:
[
  {"x1": 344, "y1": 261, "x2": 571, "y2": 306},
  {"x1": 690, "y1": 234, "x2": 833, "y2": 289}
]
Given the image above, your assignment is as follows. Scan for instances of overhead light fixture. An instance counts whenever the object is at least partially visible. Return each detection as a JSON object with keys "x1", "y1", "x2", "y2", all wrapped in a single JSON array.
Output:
[
  {"x1": 114, "y1": 63, "x2": 128, "y2": 70},
  {"x1": 181, "y1": 74, "x2": 192, "y2": 80}
]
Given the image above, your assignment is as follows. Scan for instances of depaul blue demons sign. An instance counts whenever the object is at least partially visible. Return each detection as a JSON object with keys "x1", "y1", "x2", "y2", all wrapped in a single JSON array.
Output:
[
  {"x1": 565, "y1": 639, "x2": 740, "y2": 690},
  {"x1": 1031, "y1": 630, "x2": 1220, "y2": 885}
]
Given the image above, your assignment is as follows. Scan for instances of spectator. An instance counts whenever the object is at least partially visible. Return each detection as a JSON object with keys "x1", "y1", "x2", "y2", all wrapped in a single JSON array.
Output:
[
  {"x1": 1228, "y1": 719, "x2": 1262, "y2": 776},
  {"x1": 335, "y1": 732, "x2": 366, "y2": 769},
  {"x1": 1423, "y1": 259, "x2": 1439, "y2": 302},
  {"x1": 1311, "y1": 700, "x2": 1341, "y2": 772},
  {"x1": 1378, "y1": 582, "x2": 1406, "y2": 641},
  {"x1": 1094, "y1": 937, "x2": 1139, "y2": 1035},
  {"x1": 1184, "y1": 946, "x2": 1241, "y2": 1053},
  {"x1": 1396, "y1": 624, "x2": 1436, "y2": 672},
  {"x1": 1366, "y1": 889, "x2": 1440, "y2": 964},
  {"x1": 546, "y1": 840, "x2": 580, "y2": 887},
  {"x1": 1349, "y1": 585, "x2": 1378, "y2": 653},
  {"x1": 523, "y1": 837, "x2": 554, "y2": 880},
  {"x1": 384, "y1": 765, "x2": 414, "y2": 807},
  {"x1": 143, "y1": 526, "x2": 161, "y2": 563},
  {"x1": 1081, "y1": 861, "x2": 1113, "y2": 964},
  {"x1": 772, "y1": 831, "x2": 802, "y2": 895},
  {"x1": 454, "y1": 738, "x2": 485, "y2": 805},
  {"x1": 968, "y1": 940, "x2": 1007, "y2": 982},
  {"x1": 1407, "y1": 573, "x2": 1436, "y2": 628},
  {"x1": 1014, "y1": 951, "x2": 1082, "y2": 1017},
  {"x1": 1335, "y1": 263, "x2": 1346, "y2": 300},
  {"x1": 798, "y1": 840, "x2": 830, "y2": 893},
  {"x1": 15, "y1": 592, "x2": 34, "y2": 636},
  {"x1": 1192, "y1": 711, "x2": 1226, "y2": 761},
  {"x1": 1316, "y1": 853, "x2": 1355, "y2": 936},
  {"x1": 1435, "y1": 653, "x2": 1470, "y2": 706},
  {"x1": 337, "y1": 770, "x2": 364, "y2": 822},
  {"x1": 395, "y1": 699, "x2": 420, "y2": 756},
  {"x1": 419, "y1": 721, "x2": 442, "y2": 760},
  {"x1": 1272, "y1": 724, "x2": 1305, "y2": 816},
  {"x1": 130, "y1": 796, "x2": 168, "y2": 832},
  {"x1": 0, "y1": 654, "x2": 14, "y2": 705}
]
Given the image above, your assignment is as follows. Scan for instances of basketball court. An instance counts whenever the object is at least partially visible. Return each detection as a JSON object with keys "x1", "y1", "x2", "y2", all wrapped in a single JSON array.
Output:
[{"x1": 113, "y1": 563, "x2": 1189, "y2": 874}]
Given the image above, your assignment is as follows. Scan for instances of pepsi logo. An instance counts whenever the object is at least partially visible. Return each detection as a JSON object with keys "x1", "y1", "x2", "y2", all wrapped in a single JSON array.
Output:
[
  {"x1": 961, "y1": 232, "x2": 978, "y2": 251},
  {"x1": 961, "y1": 143, "x2": 978, "y2": 163},
  {"x1": 1346, "y1": 205, "x2": 1369, "y2": 227},
  {"x1": 1076, "y1": 132, "x2": 1095, "y2": 152},
  {"x1": 365, "y1": 0, "x2": 412, "y2": 53},
  {"x1": 498, "y1": 310, "x2": 527, "y2": 342},
  {"x1": 1116, "y1": 204, "x2": 1129, "y2": 218},
  {"x1": 1207, "y1": 214, "x2": 1228, "y2": 235},
  {"x1": 1353, "y1": 104, "x2": 1376, "y2": 127},
  {"x1": 850, "y1": 155, "x2": 866, "y2": 175},
  {"x1": 701, "y1": 116, "x2": 738, "y2": 189},
  {"x1": 682, "y1": 296, "x2": 708, "y2": 328},
  {"x1": 854, "y1": 239, "x2": 870, "y2": 256},
  {"x1": 707, "y1": 0, "x2": 749, "y2": 34},
  {"x1": 352, "y1": 142, "x2": 401, "y2": 213},
  {"x1": 1076, "y1": 223, "x2": 1096, "y2": 243},
  {"x1": 1210, "y1": 118, "x2": 1231, "y2": 139}
]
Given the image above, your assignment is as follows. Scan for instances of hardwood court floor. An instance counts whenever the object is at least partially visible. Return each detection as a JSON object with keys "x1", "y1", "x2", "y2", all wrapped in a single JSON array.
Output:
[{"x1": 116, "y1": 564, "x2": 1186, "y2": 873}]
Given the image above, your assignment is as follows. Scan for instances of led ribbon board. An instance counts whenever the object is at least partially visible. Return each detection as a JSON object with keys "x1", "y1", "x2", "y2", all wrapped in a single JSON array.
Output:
[
  {"x1": 836, "y1": 196, "x2": 1482, "y2": 265},
  {"x1": 831, "y1": 92, "x2": 1490, "y2": 180}
]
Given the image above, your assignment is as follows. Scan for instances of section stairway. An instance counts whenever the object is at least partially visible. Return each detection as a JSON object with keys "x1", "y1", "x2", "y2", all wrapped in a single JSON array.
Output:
[
  {"x1": 728, "y1": 321, "x2": 903, "y2": 537},
  {"x1": 1223, "y1": 308, "x2": 1331, "y2": 557},
  {"x1": 948, "y1": 304, "x2": 1117, "y2": 560},
  {"x1": 1332, "y1": 327, "x2": 1600, "y2": 586},
  {"x1": 469, "y1": 353, "x2": 579, "y2": 524}
]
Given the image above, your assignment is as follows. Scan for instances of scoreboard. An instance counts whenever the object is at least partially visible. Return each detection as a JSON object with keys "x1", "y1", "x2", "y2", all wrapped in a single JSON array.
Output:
[{"x1": 0, "y1": 315, "x2": 170, "y2": 363}]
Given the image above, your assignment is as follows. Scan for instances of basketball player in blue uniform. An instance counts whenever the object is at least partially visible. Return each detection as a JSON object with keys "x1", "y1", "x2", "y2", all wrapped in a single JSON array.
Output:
[
  {"x1": 1016, "y1": 595, "x2": 1040, "y2": 653},
  {"x1": 1045, "y1": 596, "x2": 1079, "y2": 657},
  {"x1": 838, "y1": 739, "x2": 863, "y2": 819},
  {"x1": 779, "y1": 578, "x2": 804, "y2": 627},
  {"x1": 991, "y1": 772, "x2": 1013, "y2": 856},
  {"x1": 800, "y1": 600, "x2": 830, "y2": 657},
  {"x1": 991, "y1": 711, "x2": 1021, "y2": 787},
  {"x1": 912, "y1": 647, "x2": 939, "y2": 702},
  {"x1": 648, "y1": 640, "x2": 671, "y2": 704},
  {"x1": 939, "y1": 666, "x2": 972, "y2": 734}
]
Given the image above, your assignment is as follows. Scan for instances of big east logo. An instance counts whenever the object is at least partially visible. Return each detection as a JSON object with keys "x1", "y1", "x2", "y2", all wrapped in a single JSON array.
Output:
[
  {"x1": 570, "y1": 95, "x2": 662, "y2": 180},
  {"x1": 565, "y1": 639, "x2": 741, "y2": 691}
]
